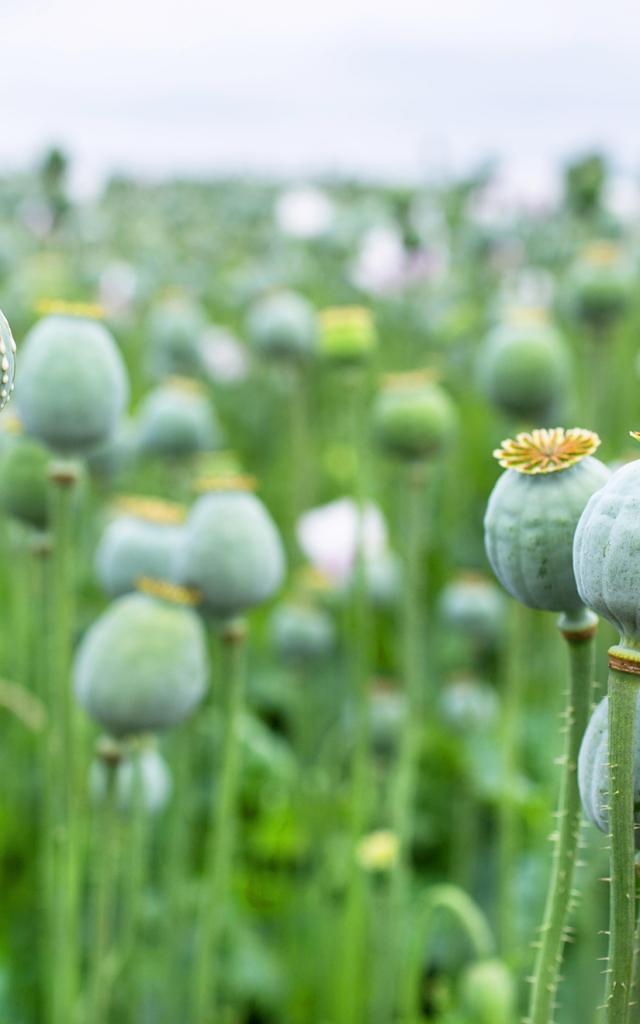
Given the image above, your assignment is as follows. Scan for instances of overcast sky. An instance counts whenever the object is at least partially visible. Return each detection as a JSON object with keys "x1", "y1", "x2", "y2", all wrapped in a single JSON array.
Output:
[{"x1": 2, "y1": 0, "x2": 640, "y2": 190}]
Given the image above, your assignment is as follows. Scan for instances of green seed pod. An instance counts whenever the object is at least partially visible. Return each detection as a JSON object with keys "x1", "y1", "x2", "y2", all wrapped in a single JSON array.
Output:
[
  {"x1": 369, "y1": 683, "x2": 406, "y2": 759},
  {"x1": 135, "y1": 378, "x2": 223, "y2": 458},
  {"x1": 145, "y1": 294, "x2": 206, "y2": 378},
  {"x1": 318, "y1": 306, "x2": 376, "y2": 365},
  {"x1": 574, "y1": 454, "x2": 640, "y2": 640},
  {"x1": 246, "y1": 290, "x2": 317, "y2": 362},
  {"x1": 90, "y1": 744, "x2": 172, "y2": 814},
  {"x1": 579, "y1": 694, "x2": 640, "y2": 847},
  {"x1": 477, "y1": 309, "x2": 570, "y2": 420},
  {"x1": 372, "y1": 370, "x2": 457, "y2": 462},
  {"x1": 180, "y1": 482, "x2": 286, "y2": 620},
  {"x1": 16, "y1": 310, "x2": 129, "y2": 454},
  {"x1": 458, "y1": 958, "x2": 516, "y2": 1024},
  {"x1": 95, "y1": 497, "x2": 186, "y2": 598},
  {"x1": 271, "y1": 602, "x2": 335, "y2": 665},
  {"x1": 0, "y1": 309, "x2": 17, "y2": 410},
  {"x1": 567, "y1": 242, "x2": 632, "y2": 331},
  {"x1": 0, "y1": 432, "x2": 51, "y2": 529},
  {"x1": 439, "y1": 677, "x2": 500, "y2": 734},
  {"x1": 86, "y1": 417, "x2": 137, "y2": 482},
  {"x1": 438, "y1": 573, "x2": 505, "y2": 644},
  {"x1": 74, "y1": 586, "x2": 208, "y2": 737},
  {"x1": 485, "y1": 428, "x2": 609, "y2": 612}
]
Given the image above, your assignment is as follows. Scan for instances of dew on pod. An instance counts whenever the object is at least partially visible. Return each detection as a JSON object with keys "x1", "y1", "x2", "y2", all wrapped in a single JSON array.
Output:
[
  {"x1": 372, "y1": 369, "x2": 457, "y2": 463},
  {"x1": 74, "y1": 579, "x2": 208, "y2": 737},
  {"x1": 94, "y1": 496, "x2": 186, "y2": 598},
  {"x1": 246, "y1": 290, "x2": 317, "y2": 363},
  {"x1": 578, "y1": 694, "x2": 640, "y2": 848},
  {"x1": 270, "y1": 601, "x2": 335, "y2": 666},
  {"x1": 0, "y1": 309, "x2": 17, "y2": 411},
  {"x1": 179, "y1": 472, "x2": 286, "y2": 621},
  {"x1": 0, "y1": 425, "x2": 51, "y2": 530},
  {"x1": 437, "y1": 572, "x2": 505, "y2": 646},
  {"x1": 476, "y1": 307, "x2": 570, "y2": 421},
  {"x1": 135, "y1": 377, "x2": 224, "y2": 458},
  {"x1": 145, "y1": 293, "x2": 207, "y2": 378},
  {"x1": 566, "y1": 241, "x2": 632, "y2": 331},
  {"x1": 90, "y1": 741, "x2": 172, "y2": 814},
  {"x1": 15, "y1": 304, "x2": 129, "y2": 455},
  {"x1": 484, "y1": 428, "x2": 610, "y2": 612},
  {"x1": 318, "y1": 305, "x2": 377, "y2": 366}
]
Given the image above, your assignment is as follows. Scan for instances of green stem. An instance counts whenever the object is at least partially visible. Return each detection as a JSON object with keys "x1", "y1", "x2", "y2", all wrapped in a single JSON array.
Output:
[
  {"x1": 527, "y1": 608, "x2": 597, "y2": 1024},
  {"x1": 89, "y1": 753, "x2": 120, "y2": 1024},
  {"x1": 119, "y1": 748, "x2": 149, "y2": 1018},
  {"x1": 192, "y1": 620, "x2": 247, "y2": 1024},
  {"x1": 48, "y1": 462, "x2": 83, "y2": 1024},
  {"x1": 163, "y1": 722, "x2": 194, "y2": 1016},
  {"x1": 334, "y1": 372, "x2": 372, "y2": 1024},
  {"x1": 606, "y1": 663, "x2": 639, "y2": 1024}
]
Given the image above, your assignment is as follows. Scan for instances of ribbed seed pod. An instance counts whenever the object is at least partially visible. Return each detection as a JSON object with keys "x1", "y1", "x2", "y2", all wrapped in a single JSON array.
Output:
[
  {"x1": 271, "y1": 602, "x2": 335, "y2": 665},
  {"x1": 180, "y1": 482, "x2": 285, "y2": 620},
  {"x1": 74, "y1": 587, "x2": 208, "y2": 737},
  {"x1": 135, "y1": 378, "x2": 223, "y2": 458},
  {"x1": 95, "y1": 497, "x2": 186, "y2": 598},
  {"x1": 484, "y1": 428, "x2": 609, "y2": 612},
  {"x1": 0, "y1": 432, "x2": 51, "y2": 529},
  {"x1": 477, "y1": 309, "x2": 570, "y2": 420},
  {"x1": 15, "y1": 311, "x2": 129, "y2": 454},
  {"x1": 372, "y1": 370, "x2": 457, "y2": 462},
  {"x1": 246, "y1": 290, "x2": 317, "y2": 362},
  {"x1": 578, "y1": 694, "x2": 640, "y2": 846},
  {"x1": 318, "y1": 306, "x2": 376, "y2": 366}
]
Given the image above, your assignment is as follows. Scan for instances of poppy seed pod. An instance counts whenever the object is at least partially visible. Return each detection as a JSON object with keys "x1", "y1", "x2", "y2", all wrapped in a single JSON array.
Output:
[
  {"x1": 145, "y1": 295, "x2": 206, "y2": 378},
  {"x1": 74, "y1": 587, "x2": 208, "y2": 737},
  {"x1": 567, "y1": 242, "x2": 632, "y2": 330},
  {"x1": 484, "y1": 428, "x2": 609, "y2": 612},
  {"x1": 135, "y1": 378, "x2": 223, "y2": 458},
  {"x1": 90, "y1": 745, "x2": 172, "y2": 814},
  {"x1": 458, "y1": 958, "x2": 516, "y2": 1024},
  {"x1": 180, "y1": 484, "x2": 286, "y2": 620},
  {"x1": 0, "y1": 309, "x2": 17, "y2": 410},
  {"x1": 318, "y1": 306, "x2": 376, "y2": 366},
  {"x1": 573, "y1": 454, "x2": 640, "y2": 642},
  {"x1": 438, "y1": 573, "x2": 505, "y2": 644},
  {"x1": 15, "y1": 311, "x2": 129, "y2": 454},
  {"x1": 0, "y1": 433, "x2": 51, "y2": 529},
  {"x1": 271, "y1": 602, "x2": 335, "y2": 665},
  {"x1": 477, "y1": 310, "x2": 570, "y2": 420},
  {"x1": 439, "y1": 678, "x2": 500, "y2": 735},
  {"x1": 95, "y1": 497, "x2": 186, "y2": 598},
  {"x1": 246, "y1": 291, "x2": 317, "y2": 362},
  {"x1": 578, "y1": 694, "x2": 640, "y2": 847},
  {"x1": 372, "y1": 371, "x2": 457, "y2": 462}
]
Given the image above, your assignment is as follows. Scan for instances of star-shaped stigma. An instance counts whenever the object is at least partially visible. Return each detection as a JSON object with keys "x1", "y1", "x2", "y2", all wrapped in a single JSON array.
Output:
[{"x1": 493, "y1": 427, "x2": 601, "y2": 475}]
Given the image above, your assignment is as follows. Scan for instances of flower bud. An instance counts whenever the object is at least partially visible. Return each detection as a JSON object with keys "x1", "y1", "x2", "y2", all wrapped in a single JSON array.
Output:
[{"x1": 318, "y1": 306, "x2": 376, "y2": 366}]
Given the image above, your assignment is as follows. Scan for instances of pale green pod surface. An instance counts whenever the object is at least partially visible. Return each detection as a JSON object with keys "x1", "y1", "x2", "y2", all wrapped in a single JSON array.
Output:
[
  {"x1": 246, "y1": 291, "x2": 317, "y2": 362},
  {"x1": 574, "y1": 460, "x2": 640, "y2": 638},
  {"x1": 0, "y1": 434, "x2": 50, "y2": 529},
  {"x1": 477, "y1": 319, "x2": 570, "y2": 419},
  {"x1": 485, "y1": 455, "x2": 610, "y2": 612},
  {"x1": 568, "y1": 254, "x2": 632, "y2": 329},
  {"x1": 180, "y1": 491, "x2": 286, "y2": 619},
  {"x1": 145, "y1": 296, "x2": 206, "y2": 378},
  {"x1": 440, "y1": 678, "x2": 500, "y2": 734},
  {"x1": 0, "y1": 309, "x2": 17, "y2": 410},
  {"x1": 438, "y1": 575, "x2": 505, "y2": 643},
  {"x1": 86, "y1": 417, "x2": 137, "y2": 481},
  {"x1": 135, "y1": 382, "x2": 223, "y2": 458},
  {"x1": 578, "y1": 694, "x2": 640, "y2": 847},
  {"x1": 458, "y1": 958, "x2": 516, "y2": 1024},
  {"x1": 372, "y1": 379, "x2": 457, "y2": 461},
  {"x1": 271, "y1": 603, "x2": 335, "y2": 664},
  {"x1": 74, "y1": 593, "x2": 208, "y2": 737},
  {"x1": 95, "y1": 517, "x2": 185, "y2": 598},
  {"x1": 90, "y1": 747, "x2": 172, "y2": 814},
  {"x1": 15, "y1": 314, "x2": 129, "y2": 454}
]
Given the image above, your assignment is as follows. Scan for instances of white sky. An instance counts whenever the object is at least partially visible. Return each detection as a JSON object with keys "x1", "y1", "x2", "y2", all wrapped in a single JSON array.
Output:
[{"x1": 2, "y1": 0, "x2": 640, "y2": 189}]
